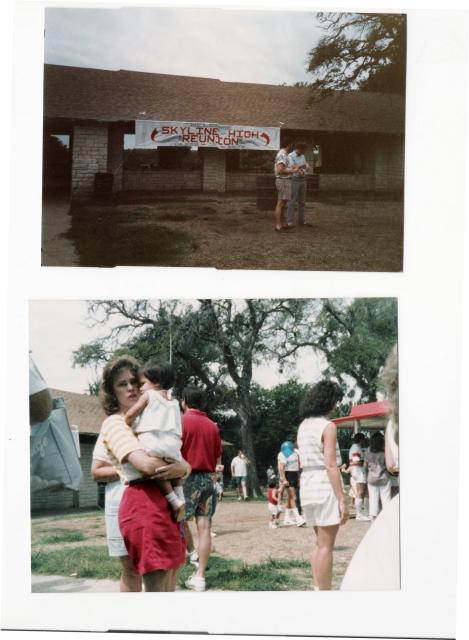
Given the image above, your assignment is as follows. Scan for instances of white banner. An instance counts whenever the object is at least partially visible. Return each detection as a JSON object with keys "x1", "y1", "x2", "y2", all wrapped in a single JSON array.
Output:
[{"x1": 135, "y1": 120, "x2": 280, "y2": 151}]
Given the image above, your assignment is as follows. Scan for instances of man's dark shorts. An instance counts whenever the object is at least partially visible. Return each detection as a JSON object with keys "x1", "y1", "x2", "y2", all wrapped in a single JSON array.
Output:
[
  {"x1": 285, "y1": 470, "x2": 299, "y2": 489},
  {"x1": 233, "y1": 475, "x2": 247, "y2": 488},
  {"x1": 184, "y1": 471, "x2": 216, "y2": 520}
]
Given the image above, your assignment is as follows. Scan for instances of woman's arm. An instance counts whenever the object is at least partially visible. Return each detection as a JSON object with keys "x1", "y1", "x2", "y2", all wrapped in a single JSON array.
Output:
[
  {"x1": 91, "y1": 459, "x2": 120, "y2": 483},
  {"x1": 124, "y1": 392, "x2": 148, "y2": 426},
  {"x1": 150, "y1": 457, "x2": 191, "y2": 481},
  {"x1": 276, "y1": 162, "x2": 298, "y2": 175},
  {"x1": 323, "y1": 423, "x2": 349, "y2": 525},
  {"x1": 278, "y1": 460, "x2": 288, "y2": 486}
]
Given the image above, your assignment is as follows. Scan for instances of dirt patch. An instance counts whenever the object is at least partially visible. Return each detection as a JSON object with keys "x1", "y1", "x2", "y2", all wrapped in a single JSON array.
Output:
[
  {"x1": 47, "y1": 193, "x2": 403, "y2": 271},
  {"x1": 32, "y1": 500, "x2": 371, "y2": 589}
]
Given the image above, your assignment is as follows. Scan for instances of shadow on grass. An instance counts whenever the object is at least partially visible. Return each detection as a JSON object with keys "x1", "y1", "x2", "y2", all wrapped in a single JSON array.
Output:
[
  {"x1": 64, "y1": 205, "x2": 195, "y2": 267},
  {"x1": 31, "y1": 546, "x2": 311, "y2": 590}
]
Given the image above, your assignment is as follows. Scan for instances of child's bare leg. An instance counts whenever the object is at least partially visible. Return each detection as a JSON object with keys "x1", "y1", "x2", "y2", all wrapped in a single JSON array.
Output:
[
  {"x1": 156, "y1": 478, "x2": 185, "y2": 522},
  {"x1": 156, "y1": 477, "x2": 174, "y2": 497}
]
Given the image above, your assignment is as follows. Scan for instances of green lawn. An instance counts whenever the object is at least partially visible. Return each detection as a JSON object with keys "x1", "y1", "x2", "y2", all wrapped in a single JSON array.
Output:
[
  {"x1": 31, "y1": 545, "x2": 312, "y2": 590},
  {"x1": 38, "y1": 530, "x2": 86, "y2": 545}
]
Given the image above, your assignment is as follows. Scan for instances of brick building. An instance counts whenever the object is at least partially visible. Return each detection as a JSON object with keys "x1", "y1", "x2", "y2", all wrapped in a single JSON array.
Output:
[
  {"x1": 43, "y1": 64, "x2": 405, "y2": 200},
  {"x1": 31, "y1": 389, "x2": 105, "y2": 512}
]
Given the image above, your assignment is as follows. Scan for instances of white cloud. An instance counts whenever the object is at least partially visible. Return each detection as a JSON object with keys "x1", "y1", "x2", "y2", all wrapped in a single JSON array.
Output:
[{"x1": 44, "y1": 7, "x2": 322, "y2": 85}]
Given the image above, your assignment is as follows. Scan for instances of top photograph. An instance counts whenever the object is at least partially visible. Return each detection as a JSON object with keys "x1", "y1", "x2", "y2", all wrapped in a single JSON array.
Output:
[{"x1": 42, "y1": 8, "x2": 405, "y2": 271}]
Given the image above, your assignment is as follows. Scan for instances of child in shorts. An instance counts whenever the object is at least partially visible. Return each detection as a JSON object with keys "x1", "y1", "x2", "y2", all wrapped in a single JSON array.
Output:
[
  {"x1": 124, "y1": 359, "x2": 185, "y2": 521},
  {"x1": 267, "y1": 478, "x2": 281, "y2": 528}
]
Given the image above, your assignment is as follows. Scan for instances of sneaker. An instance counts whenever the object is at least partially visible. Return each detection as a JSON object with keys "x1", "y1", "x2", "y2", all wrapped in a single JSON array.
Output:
[
  {"x1": 356, "y1": 515, "x2": 371, "y2": 522},
  {"x1": 237, "y1": 496, "x2": 242, "y2": 501},
  {"x1": 185, "y1": 574, "x2": 206, "y2": 592},
  {"x1": 283, "y1": 518, "x2": 296, "y2": 526},
  {"x1": 296, "y1": 517, "x2": 306, "y2": 527},
  {"x1": 268, "y1": 521, "x2": 278, "y2": 529}
]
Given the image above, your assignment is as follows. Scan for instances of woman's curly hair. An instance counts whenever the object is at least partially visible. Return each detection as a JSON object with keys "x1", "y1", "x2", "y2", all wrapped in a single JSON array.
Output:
[
  {"x1": 300, "y1": 379, "x2": 343, "y2": 419},
  {"x1": 100, "y1": 355, "x2": 141, "y2": 416}
]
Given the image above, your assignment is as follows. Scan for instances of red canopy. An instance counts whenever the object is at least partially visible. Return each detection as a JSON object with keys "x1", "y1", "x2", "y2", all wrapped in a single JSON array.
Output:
[{"x1": 332, "y1": 400, "x2": 391, "y2": 429}]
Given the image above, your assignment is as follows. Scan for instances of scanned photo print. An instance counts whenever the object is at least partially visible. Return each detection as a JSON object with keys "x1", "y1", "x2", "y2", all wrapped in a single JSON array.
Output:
[
  {"x1": 42, "y1": 7, "x2": 405, "y2": 270},
  {"x1": 30, "y1": 298, "x2": 399, "y2": 593}
]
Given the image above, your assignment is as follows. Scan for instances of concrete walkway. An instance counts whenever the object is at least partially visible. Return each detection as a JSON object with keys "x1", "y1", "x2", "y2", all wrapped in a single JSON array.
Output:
[
  {"x1": 32, "y1": 574, "x2": 120, "y2": 593},
  {"x1": 41, "y1": 195, "x2": 80, "y2": 266}
]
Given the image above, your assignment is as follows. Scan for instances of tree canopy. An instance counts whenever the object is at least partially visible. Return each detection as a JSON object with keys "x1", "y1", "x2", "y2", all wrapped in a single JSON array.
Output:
[
  {"x1": 73, "y1": 298, "x2": 397, "y2": 491},
  {"x1": 307, "y1": 12, "x2": 406, "y2": 95}
]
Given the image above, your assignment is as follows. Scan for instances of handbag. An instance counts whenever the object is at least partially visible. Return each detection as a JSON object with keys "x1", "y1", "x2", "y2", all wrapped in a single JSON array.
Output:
[{"x1": 30, "y1": 397, "x2": 83, "y2": 493}]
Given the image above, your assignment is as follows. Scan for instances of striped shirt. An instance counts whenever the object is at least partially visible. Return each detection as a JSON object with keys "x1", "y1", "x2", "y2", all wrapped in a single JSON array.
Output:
[
  {"x1": 101, "y1": 414, "x2": 145, "y2": 484},
  {"x1": 297, "y1": 416, "x2": 342, "y2": 505}
]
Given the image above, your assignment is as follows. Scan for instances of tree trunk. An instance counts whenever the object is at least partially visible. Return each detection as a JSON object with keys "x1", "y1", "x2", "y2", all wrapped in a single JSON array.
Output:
[{"x1": 236, "y1": 387, "x2": 261, "y2": 497}]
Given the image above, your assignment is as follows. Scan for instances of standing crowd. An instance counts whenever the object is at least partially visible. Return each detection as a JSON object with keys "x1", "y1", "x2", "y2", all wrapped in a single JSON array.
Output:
[{"x1": 87, "y1": 343, "x2": 399, "y2": 593}]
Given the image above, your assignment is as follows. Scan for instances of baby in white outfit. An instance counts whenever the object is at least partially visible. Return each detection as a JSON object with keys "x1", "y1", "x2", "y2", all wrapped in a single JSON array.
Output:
[{"x1": 124, "y1": 360, "x2": 185, "y2": 521}]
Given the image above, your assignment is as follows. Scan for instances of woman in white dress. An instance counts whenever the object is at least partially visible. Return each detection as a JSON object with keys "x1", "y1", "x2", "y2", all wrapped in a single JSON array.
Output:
[{"x1": 297, "y1": 380, "x2": 349, "y2": 590}]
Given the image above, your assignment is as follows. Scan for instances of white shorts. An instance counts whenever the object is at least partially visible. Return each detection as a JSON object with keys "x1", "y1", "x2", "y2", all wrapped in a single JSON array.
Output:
[
  {"x1": 268, "y1": 503, "x2": 279, "y2": 515},
  {"x1": 104, "y1": 481, "x2": 127, "y2": 557},
  {"x1": 302, "y1": 492, "x2": 341, "y2": 527}
]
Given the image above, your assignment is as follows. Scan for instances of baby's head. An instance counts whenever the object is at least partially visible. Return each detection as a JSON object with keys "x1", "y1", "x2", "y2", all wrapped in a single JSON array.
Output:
[
  {"x1": 268, "y1": 478, "x2": 277, "y2": 490},
  {"x1": 141, "y1": 359, "x2": 176, "y2": 391}
]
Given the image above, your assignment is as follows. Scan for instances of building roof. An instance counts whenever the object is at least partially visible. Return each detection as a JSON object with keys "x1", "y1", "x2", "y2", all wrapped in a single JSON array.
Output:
[
  {"x1": 333, "y1": 400, "x2": 391, "y2": 429},
  {"x1": 50, "y1": 388, "x2": 105, "y2": 436},
  {"x1": 43, "y1": 64, "x2": 405, "y2": 135}
]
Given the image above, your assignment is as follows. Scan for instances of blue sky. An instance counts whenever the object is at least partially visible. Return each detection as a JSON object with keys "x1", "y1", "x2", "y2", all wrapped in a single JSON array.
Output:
[{"x1": 44, "y1": 7, "x2": 323, "y2": 85}]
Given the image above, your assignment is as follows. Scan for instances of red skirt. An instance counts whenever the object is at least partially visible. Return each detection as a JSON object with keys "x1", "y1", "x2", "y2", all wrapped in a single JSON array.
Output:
[{"x1": 118, "y1": 483, "x2": 186, "y2": 575}]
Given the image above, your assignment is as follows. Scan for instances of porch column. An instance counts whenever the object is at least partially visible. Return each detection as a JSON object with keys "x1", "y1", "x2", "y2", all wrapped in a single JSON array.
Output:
[
  {"x1": 71, "y1": 124, "x2": 109, "y2": 199},
  {"x1": 107, "y1": 124, "x2": 125, "y2": 193},
  {"x1": 202, "y1": 148, "x2": 226, "y2": 192}
]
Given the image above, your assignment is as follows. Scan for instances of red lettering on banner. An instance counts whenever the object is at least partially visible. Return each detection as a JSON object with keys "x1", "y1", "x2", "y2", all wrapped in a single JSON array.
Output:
[
  {"x1": 162, "y1": 126, "x2": 170, "y2": 134},
  {"x1": 181, "y1": 134, "x2": 190, "y2": 142}
]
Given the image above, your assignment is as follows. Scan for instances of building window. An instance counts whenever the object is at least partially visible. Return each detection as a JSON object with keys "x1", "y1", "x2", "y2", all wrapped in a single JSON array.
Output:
[
  {"x1": 124, "y1": 145, "x2": 201, "y2": 170},
  {"x1": 229, "y1": 150, "x2": 276, "y2": 172}
]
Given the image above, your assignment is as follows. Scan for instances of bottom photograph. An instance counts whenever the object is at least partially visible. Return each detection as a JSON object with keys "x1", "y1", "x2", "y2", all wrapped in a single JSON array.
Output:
[{"x1": 29, "y1": 297, "x2": 399, "y2": 592}]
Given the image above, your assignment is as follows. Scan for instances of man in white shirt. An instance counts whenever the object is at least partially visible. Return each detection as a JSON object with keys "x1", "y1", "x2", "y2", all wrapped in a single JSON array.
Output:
[
  {"x1": 274, "y1": 140, "x2": 300, "y2": 232},
  {"x1": 231, "y1": 450, "x2": 249, "y2": 500},
  {"x1": 287, "y1": 142, "x2": 310, "y2": 227}
]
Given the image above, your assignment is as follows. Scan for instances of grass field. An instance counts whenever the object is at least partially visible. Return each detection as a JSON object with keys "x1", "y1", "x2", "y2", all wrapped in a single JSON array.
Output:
[{"x1": 31, "y1": 498, "x2": 370, "y2": 591}]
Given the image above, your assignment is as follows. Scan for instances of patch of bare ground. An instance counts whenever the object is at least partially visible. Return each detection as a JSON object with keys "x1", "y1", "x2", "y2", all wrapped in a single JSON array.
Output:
[
  {"x1": 32, "y1": 499, "x2": 373, "y2": 589},
  {"x1": 55, "y1": 193, "x2": 403, "y2": 270}
]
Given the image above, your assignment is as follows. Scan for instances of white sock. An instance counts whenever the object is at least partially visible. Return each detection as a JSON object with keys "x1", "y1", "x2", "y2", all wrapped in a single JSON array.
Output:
[
  {"x1": 355, "y1": 498, "x2": 364, "y2": 516},
  {"x1": 285, "y1": 508, "x2": 293, "y2": 521},
  {"x1": 174, "y1": 485, "x2": 185, "y2": 502},
  {"x1": 166, "y1": 490, "x2": 184, "y2": 509}
]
